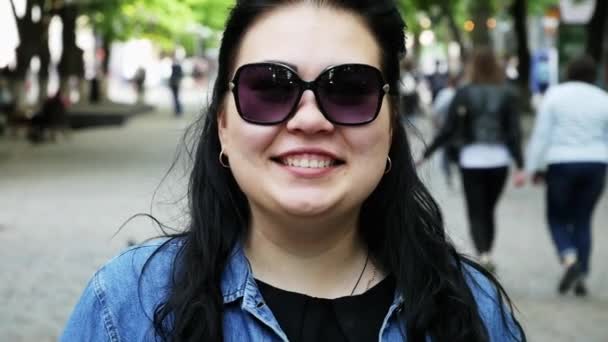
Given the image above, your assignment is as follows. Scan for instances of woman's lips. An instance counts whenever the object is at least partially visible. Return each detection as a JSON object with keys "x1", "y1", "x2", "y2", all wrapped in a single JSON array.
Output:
[
  {"x1": 278, "y1": 153, "x2": 339, "y2": 169},
  {"x1": 271, "y1": 152, "x2": 345, "y2": 177}
]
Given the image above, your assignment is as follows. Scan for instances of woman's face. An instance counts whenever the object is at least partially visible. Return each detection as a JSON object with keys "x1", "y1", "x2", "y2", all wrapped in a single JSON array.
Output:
[{"x1": 219, "y1": 4, "x2": 392, "y2": 223}]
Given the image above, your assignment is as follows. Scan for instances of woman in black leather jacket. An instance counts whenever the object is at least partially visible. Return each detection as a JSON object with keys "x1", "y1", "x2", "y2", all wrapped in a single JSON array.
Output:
[{"x1": 420, "y1": 47, "x2": 526, "y2": 272}]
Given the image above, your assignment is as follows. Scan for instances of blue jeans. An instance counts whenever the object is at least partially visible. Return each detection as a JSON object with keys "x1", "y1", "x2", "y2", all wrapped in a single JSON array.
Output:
[{"x1": 546, "y1": 162, "x2": 607, "y2": 274}]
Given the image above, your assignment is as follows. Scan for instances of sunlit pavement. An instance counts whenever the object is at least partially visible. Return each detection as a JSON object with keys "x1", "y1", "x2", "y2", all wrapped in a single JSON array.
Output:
[{"x1": 1, "y1": 102, "x2": 606, "y2": 341}]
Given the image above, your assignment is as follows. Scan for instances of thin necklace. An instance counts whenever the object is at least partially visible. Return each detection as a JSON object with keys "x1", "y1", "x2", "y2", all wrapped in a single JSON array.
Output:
[
  {"x1": 366, "y1": 264, "x2": 377, "y2": 291},
  {"x1": 350, "y1": 251, "x2": 369, "y2": 296}
]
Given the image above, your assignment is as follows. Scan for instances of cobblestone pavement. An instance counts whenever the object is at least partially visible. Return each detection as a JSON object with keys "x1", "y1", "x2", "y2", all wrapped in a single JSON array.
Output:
[{"x1": 0, "y1": 108, "x2": 606, "y2": 341}]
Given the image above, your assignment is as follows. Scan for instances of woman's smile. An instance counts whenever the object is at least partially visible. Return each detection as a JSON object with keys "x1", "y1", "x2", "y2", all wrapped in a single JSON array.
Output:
[{"x1": 271, "y1": 149, "x2": 346, "y2": 178}]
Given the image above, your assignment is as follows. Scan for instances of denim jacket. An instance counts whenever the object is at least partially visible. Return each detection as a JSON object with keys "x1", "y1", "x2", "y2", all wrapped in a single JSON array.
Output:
[{"x1": 61, "y1": 238, "x2": 521, "y2": 341}]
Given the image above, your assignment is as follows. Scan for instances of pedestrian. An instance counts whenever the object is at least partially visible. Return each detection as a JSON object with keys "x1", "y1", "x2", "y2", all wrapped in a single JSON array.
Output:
[
  {"x1": 525, "y1": 55, "x2": 608, "y2": 296},
  {"x1": 399, "y1": 57, "x2": 422, "y2": 119},
  {"x1": 61, "y1": 2, "x2": 525, "y2": 341},
  {"x1": 427, "y1": 60, "x2": 448, "y2": 102},
  {"x1": 27, "y1": 91, "x2": 69, "y2": 143},
  {"x1": 191, "y1": 59, "x2": 208, "y2": 87},
  {"x1": 431, "y1": 74, "x2": 460, "y2": 189},
  {"x1": 169, "y1": 56, "x2": 183, "y2": 116},
  {"x1": 418, "y1": 46, "x2": 526, "y2": 273},
  {"x1": 534, "y1": 54, "x2": 551, "y2": 95},
  {"x1": 133, "y1": 66, "x2": 146, "y2": 104}
]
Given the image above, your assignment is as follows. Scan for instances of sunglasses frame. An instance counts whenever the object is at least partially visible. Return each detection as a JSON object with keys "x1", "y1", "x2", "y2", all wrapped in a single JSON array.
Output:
[{"x1": 229, "y1": 62, "x2": 390, "y2": 126}]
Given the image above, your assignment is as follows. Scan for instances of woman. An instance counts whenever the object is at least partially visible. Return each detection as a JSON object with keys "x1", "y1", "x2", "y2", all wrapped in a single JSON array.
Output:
[
  {"x1": 62, "y1": 2, "x2": 525, "y2": 341},
  {"x1": 419, "y1": 47, "x2": 526, "y2": 272},
  {"x1": 526, "y1": 55, "x2": 608, "y2": 296}
]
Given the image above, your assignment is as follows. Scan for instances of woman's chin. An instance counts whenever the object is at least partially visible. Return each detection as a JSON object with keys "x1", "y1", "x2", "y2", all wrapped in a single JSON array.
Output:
[
  {"x1": 274, "y1": 192, "x2": 341, "y2": 218},
  {"x1": 281, "y1": 205, "x2": 332, "y2": 218}
]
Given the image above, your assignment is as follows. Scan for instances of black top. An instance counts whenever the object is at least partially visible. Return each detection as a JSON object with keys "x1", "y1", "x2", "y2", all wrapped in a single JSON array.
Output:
[{"x1": 256, "y1": 275, "x2": 396, "y2": 342}]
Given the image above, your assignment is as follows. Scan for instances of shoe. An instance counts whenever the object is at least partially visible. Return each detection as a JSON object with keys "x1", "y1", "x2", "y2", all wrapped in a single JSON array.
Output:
[
  {"x1": 558, "y1": 263, "x2": 581, "y2": 294},
  {"x1": 574, "y1": 280, "x2": 588, "y2": 297}
]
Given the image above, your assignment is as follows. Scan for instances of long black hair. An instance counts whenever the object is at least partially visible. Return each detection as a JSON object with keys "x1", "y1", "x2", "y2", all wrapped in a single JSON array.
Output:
[{"x1": 146, "y1": 1, "x2": 526, "y2": 341}]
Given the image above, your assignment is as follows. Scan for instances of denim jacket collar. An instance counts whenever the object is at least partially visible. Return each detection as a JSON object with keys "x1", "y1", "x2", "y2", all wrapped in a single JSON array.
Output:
[
  {"x1": 220, "y1": 243, "x2": 250, "y2": 304},
  {"x1": 220, "y1": 243, "x2": 405, "y2": 305},
  {"x1": 219, "y1": 243, "x2": 406, "y2": 339},
  {"x1": 220, "y1": 243, "x2": 290, "y2": 340}
]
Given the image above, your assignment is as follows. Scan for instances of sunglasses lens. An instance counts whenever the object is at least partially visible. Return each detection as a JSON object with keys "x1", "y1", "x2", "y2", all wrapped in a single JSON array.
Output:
[
  {"x1": 317, "y1": 65, "x2": 382, "y2": 125},
  {"x1": 236, "y1": 64, "x2": 300, "y2": 124}
]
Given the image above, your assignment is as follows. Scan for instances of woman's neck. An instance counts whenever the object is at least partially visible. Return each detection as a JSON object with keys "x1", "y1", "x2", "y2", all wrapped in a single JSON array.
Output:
[{"x1": 244, "y1": 212, "x2": 373, "y2": 299}]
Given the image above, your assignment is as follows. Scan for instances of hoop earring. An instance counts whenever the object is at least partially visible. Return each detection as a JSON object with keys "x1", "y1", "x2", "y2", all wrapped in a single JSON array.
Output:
[
  {"x1": 219, "y1": 148, "x2": 230, "y2": 168},
  {"x1": 384, "y1": 156, "x2": 392, "y2": 174}
]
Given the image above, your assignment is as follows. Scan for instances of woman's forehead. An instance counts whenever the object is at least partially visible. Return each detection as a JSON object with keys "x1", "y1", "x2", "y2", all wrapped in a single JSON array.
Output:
[{"x1": 233, "y1": 4, "x2": 381, "y2": 79}]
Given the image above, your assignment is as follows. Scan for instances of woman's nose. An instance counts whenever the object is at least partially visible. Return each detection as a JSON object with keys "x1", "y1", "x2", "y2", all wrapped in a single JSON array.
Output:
[{"x1": 285, "y1": 90, "x2": 335, "y2": 134}]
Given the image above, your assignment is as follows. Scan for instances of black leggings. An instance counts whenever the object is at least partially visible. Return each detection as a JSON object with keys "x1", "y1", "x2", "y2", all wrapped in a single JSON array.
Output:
[{"x1": 460, "y1": 167, "x2": 508, "y2": 254}]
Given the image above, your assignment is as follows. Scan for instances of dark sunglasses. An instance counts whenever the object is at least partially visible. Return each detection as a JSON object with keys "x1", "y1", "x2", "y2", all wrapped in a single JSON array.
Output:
[{"x1": 228, "y1": 63, "x2": 390, "y2": 126}]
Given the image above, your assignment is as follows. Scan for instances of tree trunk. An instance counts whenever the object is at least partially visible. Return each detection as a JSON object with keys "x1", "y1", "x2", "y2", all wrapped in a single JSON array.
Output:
[
  {"x1": 99, "y1": 33, "x2": 113, "y2": 102},
  {"x1": 101, "y1": 34, "x2": 112, "y2": 76},
  {"x1": 586, "y1": 0, "x2": 607, "y2": 62},
  {"x1": 440, "y1": 0, "x2": 467, "y2": 64},
  {"x1": 11, "y1": 0, "x2": 35, "y2": 112},
  {"x1": 511, "y1": 0, "x2": 531, "y2": 88},
  {"x1": 10, "y1": 0, "x2": 51, "y2": 111},
  {"x1": 11, "y1": 80, "x2": 27, "y2": 116},
  {"x1": 37, "y1": 16, "x2": 52, "y2": 105},
  {"x1": 604, "y1": 21, "x2": 608, "y2": 87},
  {"x1": 37, "y1": 76, "x2": 49, "y2": 105},
  {"x1": 58, "y1": 5, "x2": 85, "y2": 102},
  {"x1": 13, "y1": 45, "x2": 34, "y2": 112},
  {"x1": 511, "y1": 0, "x2": 532, "y2": 114},
  {"x1": 469, "y1": 2, "x2": 492, "y2": 47}
]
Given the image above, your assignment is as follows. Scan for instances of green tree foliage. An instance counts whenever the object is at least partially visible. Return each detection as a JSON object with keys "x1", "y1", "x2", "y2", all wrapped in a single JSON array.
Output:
[
  {"x1": 528, "y1": 0, "x2": 559, "y2": 15},
  {"x1": 81, "y1": 0, "x2": 562, "y2": 58},
  {"x1": 87, "y1": 0, "x2": 558, "y2": 55},
  {"x1": 398, "y1": 0, "x2": 558, "y2": 34},
  {"x1": 187, "y1": 0, "x2": 233, "y2": 31},
  {"x1": 83, "y1": 0, "x2": 233, "y2": 54}
]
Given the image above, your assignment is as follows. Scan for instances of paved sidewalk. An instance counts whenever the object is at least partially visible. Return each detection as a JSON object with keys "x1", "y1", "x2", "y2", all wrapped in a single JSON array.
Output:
[{"x1": 0, "y1": 111, "x2": 606, "y2": 341}]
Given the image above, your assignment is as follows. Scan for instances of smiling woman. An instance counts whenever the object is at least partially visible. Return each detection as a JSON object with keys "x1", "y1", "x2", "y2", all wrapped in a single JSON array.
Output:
[{"x1": 61, "y1": 1, "x2": 526, "y2": 342}]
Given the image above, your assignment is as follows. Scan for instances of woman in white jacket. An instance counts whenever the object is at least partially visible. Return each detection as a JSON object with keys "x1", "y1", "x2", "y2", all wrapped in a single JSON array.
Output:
[{"x1": 526, "y1": 55, "x2": 608, "y2": 296}]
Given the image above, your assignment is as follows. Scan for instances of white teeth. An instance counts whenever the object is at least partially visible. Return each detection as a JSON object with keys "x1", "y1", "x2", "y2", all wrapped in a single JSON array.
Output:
[{"x1": 281, "y1": 156, "x2": 337, "y2": 169}]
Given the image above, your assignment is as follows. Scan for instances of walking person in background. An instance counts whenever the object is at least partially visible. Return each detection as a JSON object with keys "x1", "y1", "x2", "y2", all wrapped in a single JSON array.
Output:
[
  {"x1": 62, "y1": 2, "x2": 525, "y2": 341},
  {"x1": 427, "y1": 60, "x2": 448, "y2": 102},
  {"x1": 399, "y1": 57, "x2": 422, "y2": 119},
  {"x1": 133, "y1": 66, "x2": 146, "y2": 104},
  {"x1": 526, "y1": 55, "x2": 608, "y2": 296},
  {"x1": 419, "y1": 47, "x2": 526, "y2": 273},
  {"x1": 169, "y1": 56, "x2": 184, "y2": 116},
  {"x1": 431, "y1": 74, "x2": 459, "y2": 189}
]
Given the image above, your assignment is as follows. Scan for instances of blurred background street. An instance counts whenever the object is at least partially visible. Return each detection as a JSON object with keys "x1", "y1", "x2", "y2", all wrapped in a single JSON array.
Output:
[{"x1": 1, "y1": 0, "x2": 607, "y2": 341}]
